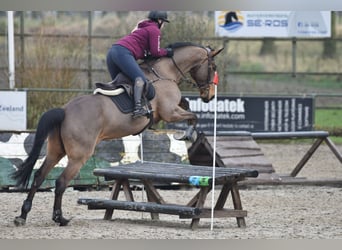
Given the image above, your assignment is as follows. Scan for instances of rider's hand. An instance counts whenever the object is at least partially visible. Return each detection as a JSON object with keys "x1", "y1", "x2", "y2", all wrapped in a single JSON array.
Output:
[{"x1": 166, "y1": 48, "x2": 174, "y2": 57}]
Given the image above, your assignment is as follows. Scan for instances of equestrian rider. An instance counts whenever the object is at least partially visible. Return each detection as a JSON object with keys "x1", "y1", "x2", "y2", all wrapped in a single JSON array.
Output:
[{"x1": 106, "y1": 11, "x2": 174, "y2": 119}]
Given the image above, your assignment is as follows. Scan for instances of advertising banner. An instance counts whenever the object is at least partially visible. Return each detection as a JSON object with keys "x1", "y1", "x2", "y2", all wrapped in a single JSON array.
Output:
[
  {"x1": 215, "y1": 11, "x2": 331, "y2": 38},
  {"x1": 0, "y1": 91, "x2": 27, "y2": 131},
  {"x1": 166, "y1": 96, "x2": 314, "y2": 135}
]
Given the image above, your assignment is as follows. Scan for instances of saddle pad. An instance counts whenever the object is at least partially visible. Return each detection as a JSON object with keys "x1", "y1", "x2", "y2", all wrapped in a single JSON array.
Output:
[{"x1": 109, "y1": 91, "x2": 134, "y2": 114}]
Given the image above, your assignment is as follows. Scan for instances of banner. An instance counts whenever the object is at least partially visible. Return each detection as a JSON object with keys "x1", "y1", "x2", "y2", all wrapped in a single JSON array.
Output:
[
  {"x1": 166, "y1": 96, "x2": 314, "y2": 135},
  {"x1": 0, "y1": 91, "x2": 27, "y2": 131},
  {"x1": 215, "y1": 11, "x2": 331, "y2": 38}
]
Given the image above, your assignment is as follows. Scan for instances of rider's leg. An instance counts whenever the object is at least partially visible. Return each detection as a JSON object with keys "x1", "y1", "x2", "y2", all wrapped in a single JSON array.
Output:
[
  {"x1": 132, "y1": 77, "x2": 148, "y2": 118},
  {"x1": 106, "y1": 45, "x2": 149, "y2": 118},
  {"x1": 106, "y1": 45, "x2": 122, "y2": 80}
]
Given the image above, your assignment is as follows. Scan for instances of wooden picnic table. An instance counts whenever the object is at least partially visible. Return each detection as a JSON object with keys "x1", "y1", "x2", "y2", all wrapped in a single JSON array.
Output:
[{"x1": 78, "y1": 161, "x2": 258, "y2": 229}]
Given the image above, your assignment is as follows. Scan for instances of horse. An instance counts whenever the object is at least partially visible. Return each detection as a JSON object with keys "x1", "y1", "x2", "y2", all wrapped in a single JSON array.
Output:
[{"x1": 11, "y1": 42, "x2": 224, "y2": 226}]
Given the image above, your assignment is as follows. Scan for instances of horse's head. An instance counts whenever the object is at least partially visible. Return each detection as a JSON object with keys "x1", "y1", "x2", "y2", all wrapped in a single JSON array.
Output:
[{"x1": 189, "y1": 46, "x2": 224, "y2": 103}]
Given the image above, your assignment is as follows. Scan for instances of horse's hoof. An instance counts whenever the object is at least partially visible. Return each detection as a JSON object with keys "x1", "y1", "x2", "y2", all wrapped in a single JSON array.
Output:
[
  {"x1": 53, "y1": 217, "x2": 70, "y2": 226},
  {"x1": 59, "y1": 218, "x2": 70, "y2": 226},
  {"x1": 173, "y1": 132, "x2": 195, "y2": 142},
  {"x1": 14, "y1": 216, "x2": 26, "y2": 226},
  {"x1": 173, "y1": 132, "x2": 189, "y2": 141}
]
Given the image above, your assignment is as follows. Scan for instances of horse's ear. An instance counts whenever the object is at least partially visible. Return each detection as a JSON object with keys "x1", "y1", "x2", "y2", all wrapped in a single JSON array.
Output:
[{"x1": 212, "y1": 47, "x2": 224, "y2": 58}]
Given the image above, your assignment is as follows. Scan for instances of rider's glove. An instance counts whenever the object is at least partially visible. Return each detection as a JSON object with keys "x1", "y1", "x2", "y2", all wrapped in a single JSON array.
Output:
[{"x1": 166, "y1": 48, "x2": 174, "y2": 57}]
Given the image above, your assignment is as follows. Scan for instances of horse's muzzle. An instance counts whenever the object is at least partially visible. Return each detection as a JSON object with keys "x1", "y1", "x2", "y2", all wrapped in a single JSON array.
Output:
[{"x1": 201, "y1": 95, "x2": 215, "y2": 103}]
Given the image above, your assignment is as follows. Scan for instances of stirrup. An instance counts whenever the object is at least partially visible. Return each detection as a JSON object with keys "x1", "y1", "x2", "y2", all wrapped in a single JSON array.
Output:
[{"x1": 132, "y1": 108, "x2": 148, "y2": 118}]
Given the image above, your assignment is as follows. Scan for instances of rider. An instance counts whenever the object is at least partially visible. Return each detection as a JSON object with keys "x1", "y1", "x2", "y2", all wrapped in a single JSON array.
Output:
[{"x1": 106, "y1": 11, "x2": 174, "y2": 119}]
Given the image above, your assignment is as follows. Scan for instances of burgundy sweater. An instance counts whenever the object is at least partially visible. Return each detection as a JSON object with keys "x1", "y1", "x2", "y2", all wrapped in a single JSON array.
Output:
[{"x1": 115, "y1": 20, "x2": 168, "y2": 60}]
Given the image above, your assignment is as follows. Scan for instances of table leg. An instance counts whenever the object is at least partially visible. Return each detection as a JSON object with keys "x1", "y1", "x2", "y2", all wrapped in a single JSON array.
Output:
[
  {"x1": 231, "y1": 183, "x2": 246, "y2": 227},
  {"x1": 214, "y1": 182, "x2": 232, "y2": 210},
  {"x1": 190, "y1": 186, "x2": 210, "y2": 230},
  {"x1": 142, "y1": 179, "x2": 166, "y2": 220},
  {"x1": 104, "y1": 179, "x2": 123, "y2": 220}
]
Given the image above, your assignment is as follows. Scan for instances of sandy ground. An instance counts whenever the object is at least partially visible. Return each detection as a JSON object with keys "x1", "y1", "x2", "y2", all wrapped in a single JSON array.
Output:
[{"x1": 1, "y1": 142, "x2": 342, "y2": 239}]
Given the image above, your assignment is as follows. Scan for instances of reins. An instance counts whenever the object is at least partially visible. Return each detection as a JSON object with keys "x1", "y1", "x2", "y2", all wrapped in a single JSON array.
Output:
[
  {"x1": 170, "y1": 56, "x2": 196, "y2": 86},
  {"x1": 144, "y1": 44, "x2": 215, "y2": 89}
]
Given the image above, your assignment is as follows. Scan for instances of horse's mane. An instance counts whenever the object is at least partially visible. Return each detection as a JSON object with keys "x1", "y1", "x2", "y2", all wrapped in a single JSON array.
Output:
[
  {"x1": 141, "y1": 42, "x2": 206, "y2": 66},
  {"x1": 167, "y1": 42, "x2": 205, "y2": 50}
]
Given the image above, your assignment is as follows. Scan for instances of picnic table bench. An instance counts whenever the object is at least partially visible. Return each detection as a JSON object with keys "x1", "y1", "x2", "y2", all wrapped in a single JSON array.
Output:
[{"x1": 78, "y1": 161, "x2": 258, "y2": 229}]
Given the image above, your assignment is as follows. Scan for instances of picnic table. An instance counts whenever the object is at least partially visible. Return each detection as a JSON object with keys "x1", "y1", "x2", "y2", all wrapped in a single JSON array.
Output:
[{"x1": 78, "y1": 161, "x2": 258, "y2": 229}]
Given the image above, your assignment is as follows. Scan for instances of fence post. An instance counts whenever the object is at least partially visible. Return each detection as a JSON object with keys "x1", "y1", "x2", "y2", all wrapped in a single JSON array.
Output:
[
  {"x1": 292, "y1": 37, "x2": 297, "y2": 78},
  {"x1": 222, "y1": 38, "x2": 229, "y2": 85},
  {"x1": 20, "y1": 11, "x2": 25, "y2": 83},
  {"x1": 87, "y1": 11, "x2": 92, "y2": 89}
]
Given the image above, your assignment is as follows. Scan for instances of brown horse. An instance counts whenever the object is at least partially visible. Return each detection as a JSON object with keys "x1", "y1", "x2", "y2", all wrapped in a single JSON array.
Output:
[{"x1": 11, "y1": 42, "x2": 223, "y2": 226}]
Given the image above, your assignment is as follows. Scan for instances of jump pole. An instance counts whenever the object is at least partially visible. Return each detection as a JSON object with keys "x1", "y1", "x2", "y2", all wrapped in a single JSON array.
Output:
[{"x1": 210, "y1": 71, "x2": 219, "y2": 230}]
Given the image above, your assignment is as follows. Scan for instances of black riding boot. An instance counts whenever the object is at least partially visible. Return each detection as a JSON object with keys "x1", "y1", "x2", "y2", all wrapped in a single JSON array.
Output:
[{"x1": 132, "y1": 78, "x2": 148, "y2": 119}]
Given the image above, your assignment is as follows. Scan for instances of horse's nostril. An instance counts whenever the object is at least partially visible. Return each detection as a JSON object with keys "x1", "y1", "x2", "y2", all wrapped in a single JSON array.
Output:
[{"x1": 202, "y1": 98, "x2": 209, "y2": 103}]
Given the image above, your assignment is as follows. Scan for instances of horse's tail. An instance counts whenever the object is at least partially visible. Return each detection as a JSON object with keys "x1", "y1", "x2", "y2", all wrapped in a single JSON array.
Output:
[{"x1": 11, "y1": 108, "x2": 65, "y2": 188}]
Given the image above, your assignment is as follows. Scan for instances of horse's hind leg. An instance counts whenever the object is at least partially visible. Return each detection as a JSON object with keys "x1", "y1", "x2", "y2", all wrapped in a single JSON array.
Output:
[
  {"x1": 14, "y1": 130, "x2": 65, "y2": 226},
  {"x1": 14, "y1": 152, "x2": 65, "y2": 226},
  {"x1": 52, "y1": 157, "x2": 88, "y2": 226}
]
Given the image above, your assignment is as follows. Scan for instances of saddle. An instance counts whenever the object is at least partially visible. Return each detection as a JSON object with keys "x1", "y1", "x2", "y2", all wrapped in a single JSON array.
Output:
[{"x1": 94, "y1": 73, "x2": 155, "y2": 114}]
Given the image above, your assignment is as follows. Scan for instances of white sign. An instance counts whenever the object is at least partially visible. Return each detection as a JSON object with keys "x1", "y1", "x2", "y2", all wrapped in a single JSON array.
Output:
[
  {"x1": 0, "y1": 91, "x2": 27, "y2": 130},
  {"x1": 215, "y1": 11, "x2": 331, "y2": 38}
]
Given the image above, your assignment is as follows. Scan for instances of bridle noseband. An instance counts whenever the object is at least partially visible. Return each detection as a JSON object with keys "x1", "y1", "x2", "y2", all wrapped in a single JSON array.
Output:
[
  {"x1": 171, "y1": 46, "x2": 217, "y2": 91},
  {"x1": 144, "y1": 44, "x2": 217, "y2": 90}
]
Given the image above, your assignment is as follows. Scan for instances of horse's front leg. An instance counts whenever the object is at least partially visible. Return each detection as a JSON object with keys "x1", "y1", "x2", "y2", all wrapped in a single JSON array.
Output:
[
  {"x1": 179, "y1": 112, "x2": 197, "y2": 141},
  {"x1": 176, "y1": 97, "x2": 197, "y2": 141},
  {"x1": 162, "y1": 103, "x2": 198, "y2": 141}
]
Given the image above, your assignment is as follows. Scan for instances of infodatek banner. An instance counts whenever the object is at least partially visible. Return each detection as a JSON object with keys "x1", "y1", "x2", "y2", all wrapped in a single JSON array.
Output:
[
  {"x1": 215, "y1": 11, "x2": 331, "y2": 38},
  {"x1": 166, "y1": 96, "x2": 314, "y2": 135}
]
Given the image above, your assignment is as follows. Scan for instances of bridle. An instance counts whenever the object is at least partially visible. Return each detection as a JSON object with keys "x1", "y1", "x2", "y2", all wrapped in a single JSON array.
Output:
[
  {"x1": 171, "y1": 45, "x2": 217, "y2": 91},
  {"x1": 145, "y1": 45, "x2": 217, "y2": 91}
]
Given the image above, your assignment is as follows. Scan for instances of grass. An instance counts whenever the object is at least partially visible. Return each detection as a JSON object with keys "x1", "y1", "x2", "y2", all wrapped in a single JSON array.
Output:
[
  {"x1": 315, "y1": 108, "x2": 342, "y2": 144},
  {"x1": 315, "y1": 108, "x2": 342, "y2": 129}
]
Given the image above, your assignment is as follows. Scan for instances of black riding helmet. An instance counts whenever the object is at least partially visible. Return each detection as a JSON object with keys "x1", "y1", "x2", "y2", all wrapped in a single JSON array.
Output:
[{"x1": 148, "y1": 11, "x2": 170, "y2": 23}]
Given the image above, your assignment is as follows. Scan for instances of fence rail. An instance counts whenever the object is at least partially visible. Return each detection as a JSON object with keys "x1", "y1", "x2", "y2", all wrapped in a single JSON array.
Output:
[
  {"x1": 1, "y1": 12, "x2": 341, "y2": 112},
  {"x1": 1, "y1": 12, "x2": 342, "y2": 85}
]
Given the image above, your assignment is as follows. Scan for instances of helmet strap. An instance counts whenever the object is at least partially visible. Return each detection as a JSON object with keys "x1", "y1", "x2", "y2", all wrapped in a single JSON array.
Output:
[{"x1": 158, "y1": 20, "x2": 164, "y2": 29}]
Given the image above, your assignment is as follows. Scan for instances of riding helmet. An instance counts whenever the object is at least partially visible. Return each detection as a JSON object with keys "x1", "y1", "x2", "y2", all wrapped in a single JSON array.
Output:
[{"x1": 148, "y1": 11, "x2": 170, "y2": 23}]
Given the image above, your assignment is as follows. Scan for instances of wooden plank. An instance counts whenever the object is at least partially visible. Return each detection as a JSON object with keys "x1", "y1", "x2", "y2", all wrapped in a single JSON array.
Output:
[
  {"x1": 216, "y1": 136, "x2": 254, "y2": 142},
  {"x1": 252, "y1": 131, "x2": 329, "y2": 139},
  {"x1": 241, "y1": 177, "x2": 342, "y2": 187},
  {"x1": 93, "y1": 162, "x2": 259, "y2": 185},
  {"x1": 216, "y1": 140, "x2": 261, "y2": 150},
  {"x1": 188, "y1": 133, "x2": 275, "y2": 177},
  {"x1": 217, "y1": 149, "x2": 264, "y2": 158},
  {"x1": 187, "y1": 208, "x2": 247, "y2": 218},
  {"x1": 222, "y1": 157, "x2": 274, "y2": 173},
  {"x1": 324, "y1": 137, "x2": 342, "y2": 163},
  {"x1": 78, "y1": 198, "x2": 201, "y2": 218},
  {"x1": 290, "y1": 138, "x2": 324, "y2": 177}
]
